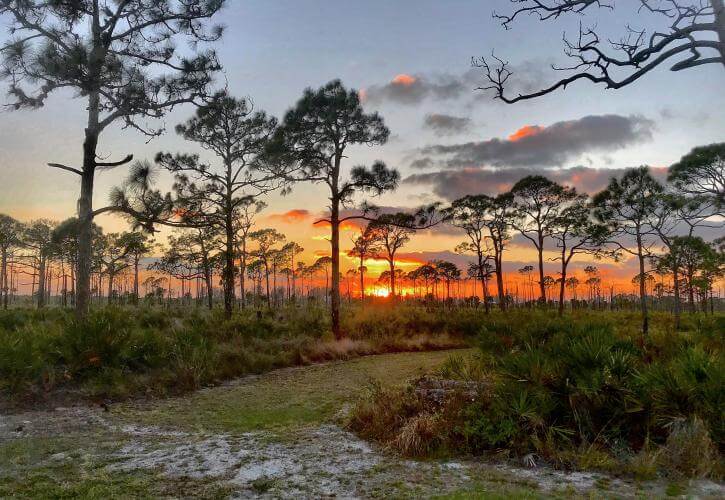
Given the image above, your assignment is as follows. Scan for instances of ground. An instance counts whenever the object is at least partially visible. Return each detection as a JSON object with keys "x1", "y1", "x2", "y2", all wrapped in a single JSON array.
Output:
[{"x1": 1, "y1": 349, "x2": 723, "y2": 499}]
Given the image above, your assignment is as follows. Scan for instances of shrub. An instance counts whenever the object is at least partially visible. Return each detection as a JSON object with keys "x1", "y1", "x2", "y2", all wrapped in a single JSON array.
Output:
[{"x1": 347, "y1": 309, "x2": 725, "y2": 479}]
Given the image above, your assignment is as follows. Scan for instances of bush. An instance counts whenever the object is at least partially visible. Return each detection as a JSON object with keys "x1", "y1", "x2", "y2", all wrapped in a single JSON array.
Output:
[
  {"x1": 347, "y1": 309, "x2": 725, "y2": 479},
  {"x1": 0, "y1": 303, "x2": 473, "y2": 403}
]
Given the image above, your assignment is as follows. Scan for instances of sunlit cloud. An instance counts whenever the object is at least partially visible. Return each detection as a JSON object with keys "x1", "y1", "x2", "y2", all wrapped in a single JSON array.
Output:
[
  {"x1": 411, "y1": 114, "x2": 654, "y2": 170},
  {"x1": 508, "y1": 125, "x2": 543, "y2": 142},
  {"x1": 392, "y1": 73, "x2": 417, "y2": 86},
  {"x1": 267, "y1": 209, "x2": 311, "y2": 224}
]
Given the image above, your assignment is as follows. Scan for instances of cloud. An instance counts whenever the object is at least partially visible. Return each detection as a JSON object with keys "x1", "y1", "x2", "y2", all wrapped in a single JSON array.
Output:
[
  {"x1": 268, "y1": 209, "x2": 311, "y2": 224},
  {"x1": 423, "y1": 113, "x2": 473, "y2": 136},
  {"x1": 404, "y1": 165, "x2": 668, "y2": 201},
  {"x1": 362, "y1": 62, "x2": 549, "y2": 107},
  {"x1": 363, "y1": 72, "x2": 472, "y2": 105},
  {"x1": 412, "y1": 114, "x2": 654, "y2": 170}
]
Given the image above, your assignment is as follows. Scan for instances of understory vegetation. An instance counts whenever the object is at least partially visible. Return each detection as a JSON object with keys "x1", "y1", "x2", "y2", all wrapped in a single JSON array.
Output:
[
  {"x1": 347, "y1": 310, "x2": 724, "y2": 480},
  {"x1": 0, "y1": 304, "x2": 473, "y2": 403}
]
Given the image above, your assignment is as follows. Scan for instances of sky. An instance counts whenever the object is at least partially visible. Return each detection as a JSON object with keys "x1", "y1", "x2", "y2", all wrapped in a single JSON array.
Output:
[{"x1": 0, "y1": 0, "x2": 724, "y2": 292}]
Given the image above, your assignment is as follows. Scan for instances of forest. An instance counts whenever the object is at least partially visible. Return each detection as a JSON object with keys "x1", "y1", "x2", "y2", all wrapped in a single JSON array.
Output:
[{"x1": 0, "y1": 0, "x2": 724, "y2": 498}]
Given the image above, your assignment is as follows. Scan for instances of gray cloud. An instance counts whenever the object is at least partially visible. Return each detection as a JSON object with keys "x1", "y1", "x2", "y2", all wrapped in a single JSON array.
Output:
[
  {"x1": 412, "y1": 114, "x2": 654, "y2": 170},
  {"x1": 404, "y1": 166, "x2": 668, "y2": 201},
  {"x1": 423, "y1": 113, "x2": 473, "y2": 136},
  {"x1": 363, "y1": 62, "x2": 549, "y2": 107},
  {"x1": 363, "y1": 73, "x2": 470, "y2": 105}
]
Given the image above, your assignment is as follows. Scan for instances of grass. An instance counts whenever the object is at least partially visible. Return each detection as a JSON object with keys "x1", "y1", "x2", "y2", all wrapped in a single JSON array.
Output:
[{"x1": 118, "y1": 349, "x2": 465, "y2": 433}]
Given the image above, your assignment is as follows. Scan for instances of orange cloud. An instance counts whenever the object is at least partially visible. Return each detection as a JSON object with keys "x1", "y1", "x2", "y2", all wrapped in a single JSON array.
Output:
[
  {"x1": 315, "y1": 219, "x2": 365, "y2": 232},
  {"x1": 392, "y1": 74, "x2": 417, "y2": 86},
  {"x1": 508, "y1": 125, "x2": 544, "y2": 142},
  {"x1": 268, "y1": 209, "x2": 311, "y2": 224}
]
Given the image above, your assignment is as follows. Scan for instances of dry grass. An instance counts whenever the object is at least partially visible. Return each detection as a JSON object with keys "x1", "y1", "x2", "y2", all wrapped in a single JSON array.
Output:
[
  {"x1": 658, "y1": 418, "x2": 719, "y2": 479},
  {"x1": 393, "y1": 412, "x2": 440, "y2": 456}
]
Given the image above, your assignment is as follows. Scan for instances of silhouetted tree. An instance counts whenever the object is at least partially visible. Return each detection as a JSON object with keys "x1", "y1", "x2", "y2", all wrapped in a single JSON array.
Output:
[
  {"x1": 594, "y1": 167, "x2": 663, "y2": 336},
  {"x1": 449, "y1": 195, "x2": 497, "y2": 313},
  {"x1": 0, "y1": 214, "x2": 23, "y2": 309},
  {"x1": 483, "y1": 193, "x2": 516, "y2": 310},
  {"x1": 157, "y1": 92, "x2": 287, "y2": 318},
  {"x1": 669, "y1": 143, "x2": 725, "y2": 215},
  {"x1": 120, "y1": 232, "x2": 154, "y2": 305},
  {"x1": 0, "y1": 0, "x2": 226, "y2": 317},
  {"x1": 249, "y1": 228, "x2": 286, "y2": 307},
  {"x1": 234, "y1": 199, "x2": 267, "y2": 308},
  {"x1": 270, "y1": 80, "x2": 398, "y2": 339},
  {"x1": 551, "y1": 195, "x2": 607, "y2": 316},
  {"x1": 347, "y1": 228, "x2": 382, "y2": 304},
  {"x1": 365, "y1": 213, "x2": 415, "y2": 301},
  {"x1": 282, "y1": 242, "x2": 304, "y2": 301},
  {"x1": 23, "y1": 219, "x2": 57, "y2": 308},
  {"x1": 98, "y1": 233, "x2": 135, "y2": 304},
  {"x1": 433, "y1": 260, "x2": 461, "y2": 302},
  {"x1": 511, "y1": 176, "x2": 579, "y2": 304},
  {"x1": 477, "y1": 1, "x2": 725, "y2": 102}
]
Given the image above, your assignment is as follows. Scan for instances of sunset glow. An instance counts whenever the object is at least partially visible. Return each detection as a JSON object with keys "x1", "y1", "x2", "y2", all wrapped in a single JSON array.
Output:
[
  {"x1": 391, "y1": 73, "x2": 416, "y2": 86},
  {"x1": 508, "y1": 125, "x2": 544, "y2": 142}
]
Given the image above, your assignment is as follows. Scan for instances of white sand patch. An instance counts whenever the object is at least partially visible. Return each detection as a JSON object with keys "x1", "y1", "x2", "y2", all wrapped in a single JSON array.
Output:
[{"x1": 109, "y1": 424, "x2": 382, "y2": 497}]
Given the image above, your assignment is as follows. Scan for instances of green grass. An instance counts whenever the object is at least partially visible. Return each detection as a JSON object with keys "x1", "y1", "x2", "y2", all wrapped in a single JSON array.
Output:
[{"x1": 118, "y1": 349, "x2": 468, "y2": 433}]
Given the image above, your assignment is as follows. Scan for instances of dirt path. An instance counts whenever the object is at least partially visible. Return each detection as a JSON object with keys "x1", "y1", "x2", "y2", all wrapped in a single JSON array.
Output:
[{"x1": 1, "y1": 350, "x2": 723, "y2": 499}]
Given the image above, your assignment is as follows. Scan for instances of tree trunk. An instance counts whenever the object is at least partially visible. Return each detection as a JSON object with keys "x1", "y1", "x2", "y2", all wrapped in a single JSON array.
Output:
[
  {"x1": 204, "y1": 265, "x2": 213, "y2": 310},
  {"x1": 76, "y1": 120, "x2": 99, "y2": 319},
  {"x1": 37, "y1": 256, "x2": 46, "y2": 308},
  {"x1": 389, "y1": 259, "x2": 396, "y2": 300},
  {"x1": 223, "y1": 211, "x2": 236, "y2": 318},
  {"x1": 330, "y1": 197, "x2": 341, "y2": 340},
  {"x1": 636, "y1": 235, "x2": 649, "y2": 337},
  {"x1": 558, "y1": 249, "x2": 567, "y2": 317},
  {"x1": 359, "y1": 254, "x2": 365, "y2": 306},
  {"x1": 240, "y1": 239, "x2": 247, "y2": 309},
  {"x1": 672, "y1": 264, "x2": 681, "y2": 330},
  {"x1": 686, "y1": 265, "x2": 696, "y2": 314},
  {"x1": 107, "y1": 271, "x2": 114, "y2": 305},
  {"x1": 495, "y1": 252, "x2": 506, "y2": 311},
  {"x1": 1, "y1": 248, "x2": 7, "y2": 310},
  {"x1": 133, "y1": 257, "x2": 140, "y2": 305},
  {"x1": 537, "y1": 243, "x2": 546, "y2": 304}
]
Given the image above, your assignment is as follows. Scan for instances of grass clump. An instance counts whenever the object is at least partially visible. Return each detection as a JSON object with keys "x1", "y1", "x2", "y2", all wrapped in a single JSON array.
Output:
[{"x1": 347, "y1": 310, "x2": 724, "y2": 480}]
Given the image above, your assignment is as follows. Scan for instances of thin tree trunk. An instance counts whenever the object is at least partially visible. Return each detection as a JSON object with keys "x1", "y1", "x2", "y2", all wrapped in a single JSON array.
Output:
[
  {"x1": 331, "y1": 197, "x2": 341, "y2": 339},
  {"x1": 107, "y1": 271, "x2": 114, "y2": 305},
  {"x1": 133, "y1": 257, "x2": 140, "y2": 305},
  {"x1": 1, "y1": 249, "x2": 7, "y2": 310},
  {"x1": 37, "y1": 256, "x2": 46, "y2": 308},
  {"x1": 389, "y1": 259, "x2": 396, "y2": 300},
  {"x1": 537, "y1": 243, "x2": 546, "y2": 303},
  {"x1": 359, "y1": 254, "x2": 365, "y2": 306},
  {"x1": 636, "y1": 234, "x2": 649, "y2": 337},
  {"x1": 672, "y1": 264, "x2": 681, "y2": 330}
]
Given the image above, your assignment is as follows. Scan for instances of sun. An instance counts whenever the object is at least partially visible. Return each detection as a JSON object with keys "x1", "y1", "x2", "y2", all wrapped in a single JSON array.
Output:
[{"x1": 367, "y1": 288, "x2": 390, "y2": 298}]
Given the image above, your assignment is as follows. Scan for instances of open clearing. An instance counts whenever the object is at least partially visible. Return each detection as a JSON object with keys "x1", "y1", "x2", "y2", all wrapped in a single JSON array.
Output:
[{"x1": 1, "y1": 349, "x2": 722, "y2": 499}]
